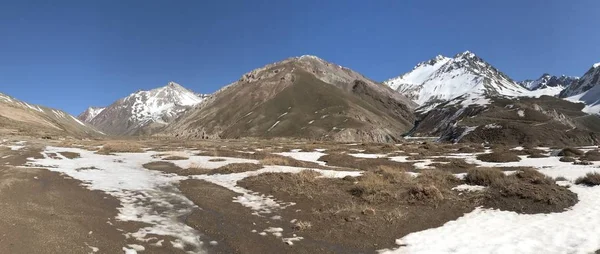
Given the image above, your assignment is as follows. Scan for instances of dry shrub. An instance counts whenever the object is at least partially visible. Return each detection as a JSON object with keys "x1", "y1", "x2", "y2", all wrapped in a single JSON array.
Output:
[
  {"x1": 163, "y1": 156, "x2": 188, "y2": 161},
  {"x1": 318, "y1": 153, "x2": 412, "y2": 172},
  {"x1": 429, "y1": 159, "x2": 476, "y2": 173},
  {"x1": 528, "y1": 153, "x2": 549, "y2": 158},
  {"x1": 374, "y1": 165, "x2": 411, "y2": 184},
  {"x1": 209, "y1": 163, "x2": 263, "y2": 175},
  {"x1": 259, "y1": 154, "x2": 323, "y2": 168},
  {"x1": 408, "y1": 184, "x2": 444, "y2": 202},
  {"x1": 292, "y1": 221, "x2": 312, "y2": 231},
  {"x1": 476, "y1": 152, "x2": 521, "y2": 163},
  {"x1": 465, "y1": 167, "x2": 505, "y2": 186},
  {"x1": 514, "y1": 168, "x2": 554, "y2": 185},
  {"x1": 575, "y1": 172, "x2": 600, "y2": 186},
  {"x1": 583, "y1": 150, "x2": 600, "y2": 161},
  {"x1": 416, "y1": 169, "x2": 460, "y2": 189},
  {"x1": 559, "y1": 157, "x2": 576, "y2": 163},
  {"x1": 554, "y1": 176, "x2": 568, "y2": 182},
  {"x1": 97, "y1": 141, "x2": 143, "y2": 154},
  {"x1": 558, "y1": 147, "x2": 584, "y2": 157}
]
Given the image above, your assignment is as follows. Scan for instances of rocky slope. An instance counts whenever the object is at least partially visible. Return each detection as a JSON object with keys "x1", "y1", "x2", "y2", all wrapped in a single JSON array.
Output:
[
  {"x1": 384, "y1": 51, "x2": 531, "y2": 108},
  {"x1": 560, "y1": 63, "x2": 600, "y2": 114},
  {"x1": 409, "y1": 95, "x2": 600, "y2": 146},
  {"x1": 162, "y1": 55, "x2": 416, "y2": 143},
  {"x1": 518, "y1": 74, "x2": 579, "y2": 91},
  {"x1": 0, "y1": 92, "x2": 101, "y2": 137},
  {"x1": 77, "y1": 106, "x2": 105, "y2": 123},
  {"x1": 86, "y1": 82, "x2": 204, "y2": 136}
]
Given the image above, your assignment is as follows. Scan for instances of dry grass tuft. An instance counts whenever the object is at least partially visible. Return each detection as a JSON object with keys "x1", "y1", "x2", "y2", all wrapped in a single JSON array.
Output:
[
  {"x1": 476, "y1": 152, "x2": 521, "y2": 163},
  {"x1": 558, "y1": 147, "x2": 584, "y2": 157},
  {"x1": 163, "y1": 156, "x2": 188, "y2": 161},
  {"x1": 465, "y1": 167, "x2": 505, "y2": 186},
  {"x1": 208, "y1": 163, "x2": 263, "y2": 175},
  {"x1": 408, "y1": 184, "x2": 444, "y2": 202},
  {"x1": 575, "y1": 172, "x2": 600, "y2": 186},
  {"x1": 292, "y1": 220, "x2": 312, "y2": 231},
  {"x1": 97, "y1": 141, "x2": 143, "y2": 154},
  {"x1": 583, "y1": 150, "x2": 600, "y2": 161},
  {"x1": 514, "y1": 168, "x2": 554, "y2": 185},
  {"x1": 559, "y1": 156, "x2": 576, "y2": 163}
]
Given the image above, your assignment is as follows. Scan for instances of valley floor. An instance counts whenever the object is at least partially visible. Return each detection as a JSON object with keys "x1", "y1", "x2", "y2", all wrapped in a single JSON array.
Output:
[{"x1": 1, "y1": 136, "x2": 600, "y2": 253}]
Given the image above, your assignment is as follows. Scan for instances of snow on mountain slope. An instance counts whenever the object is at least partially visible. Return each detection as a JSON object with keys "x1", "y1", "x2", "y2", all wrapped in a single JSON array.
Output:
[
  {"x1": 384, "y1": 51, "x2": 529, "y2": 107},
  {"x1": 516, "y1": 74, "x2": 579, "y2": 97},
  {"x1": 384, "y1": 55, "x2": 451, "y2": 100},
  {"x1": 77, "y1": 106, "x2": 105, "y2": 123},
  {"x1": 561, "y1": 64, "x2": 600, "y2": 114},
  {"x1": 87, "y1": 82, "x2": 205, "y2": 135},
  {"x1": 0, "y1": 92, "x2": 101, "y2": 136}
]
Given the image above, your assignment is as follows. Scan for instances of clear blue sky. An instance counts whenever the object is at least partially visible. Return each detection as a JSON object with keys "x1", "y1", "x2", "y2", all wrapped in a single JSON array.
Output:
[{"x1": 1, "y1": 0, "x2": 598, "y2": 115}]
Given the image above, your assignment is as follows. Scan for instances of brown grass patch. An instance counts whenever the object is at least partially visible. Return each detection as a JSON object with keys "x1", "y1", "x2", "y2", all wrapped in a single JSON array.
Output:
[
  {"x1": 97, "y1": 141, "x2": 143, "y2": 154},
  {"x1": 429, "y1": 158, "x2": 477, "y2": 173},
  {"x1": 163, "y1": 156, "x2": 188, "y2": 161},
  {"x1": 318, "y1": 153, "x2": 413, "y2": 172},
  {"x1": 208, "y1": 163, "x2": 263, "y2": 175},
  {"x1": 476, "y1": 152, "x2": 521, "y2": 163},
  {"x1": 58, "y1": 152, "x2": 80, "y2": 159},
  {"x1": 559, "y1": 157, "x2": 576, "y2": 163},
  {"x1": 465, "y1": 167, "x2": 505, "y2": 186},
  {"x1": 575, "y1": 172, "x2": 600, "y2": 186},
  {"x1": 583, "y1": 150, "x2": 600, "y2": 161},
  {"x1": 558, "y1": 147, "x2": 584, "y2": 157},
  {"x1": 208, "y1": 158, "x2": 226, "y2": 162}
]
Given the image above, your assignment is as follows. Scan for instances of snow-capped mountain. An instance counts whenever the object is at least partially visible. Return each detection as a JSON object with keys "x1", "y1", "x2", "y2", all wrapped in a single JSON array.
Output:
[
  {"x1": 384, "y1": 51, "x2": 529, "y2": 107},
  {"x1": 0, "y1": 92, "x2": 101, "y2": 136},
  {"x1": 77, "y1": 106, "x2": 105, "y2": 123},
  {"x1": 518, "y1": 74, "x2": 579, "y2": 91},
  {"x1": 86, "y1": 82, "x2": 205, "y2": 135},
  {"x1": 560, "y1": 63, "x2": 600, "y2": 114}
]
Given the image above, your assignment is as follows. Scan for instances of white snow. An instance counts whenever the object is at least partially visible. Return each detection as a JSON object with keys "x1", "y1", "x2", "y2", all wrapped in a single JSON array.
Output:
[
  {"x1": 274, "y1": 150, "x2": 328, "y2": 166},
  {"x1": 594, "y1": 62, "x2": 600, "y2": 68},
  {"x1": 382, "y1": 148, "x2": 600, "y2": 254},
  {"x1": 193, "y1": 166, "x2": 361, "y2": 215},
  {"x1": 267, "y1": 121, "x2": 280, "y2": 132},
  {"x1": 119, "y1": 82, "x2": 204, "y2": 126},
  {"x1": 348, "y1": 153, "x2": 388, "y2": 159},
  {"x1": 517, "y1": 109, "x2": 525, "y2": 117},
  {"x1": 384, "y1": 186, "x2": 600, "y2": 254},
  {"x1": 452, "y1": 184, "x2": 486, "y2": 192},
  {"x1": 127, "y1": 244, "x2": 145, "y2": 252},
  {"x1": 25, "y1": 147, "x2": 205, "y2": 253}
]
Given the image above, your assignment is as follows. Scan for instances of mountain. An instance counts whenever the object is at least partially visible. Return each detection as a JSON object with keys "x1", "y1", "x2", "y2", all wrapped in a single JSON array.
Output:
[
  {"x1": 560, "y1": 63, "x2": 600, "y2": 114},
  {"x1": 86, "y1": 82, "x2": 204, "y2": 135},
  {"x1": 409, "y1": 94, "x2": 600, "y2": 145},
  {"x1": 162, "y1": 55, "x2": 416, "y2": 143},
  {"x1": 518, "y1": 74, "x2": 579, "y2": 91},
  {"x1": 77, "y1": 106, "x2": 105, "y2": 123},
  {"x1": 384, "y1": 51, "x2": 530, "y2": 108},
  {"x1": 0, "y1": 92, "x2": 101, "y2": 137}
]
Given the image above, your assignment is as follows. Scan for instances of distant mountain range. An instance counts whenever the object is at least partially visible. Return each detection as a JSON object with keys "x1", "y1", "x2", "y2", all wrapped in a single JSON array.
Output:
[
  {"x1": 0, "y1": 92, "x2": 101, "y2": 137},
  {"x1": 1, "y1": 52, "x2": 598, "y2": 144},
  {"x1": 80, "y1": 82, "x2": 205, "y2": 136}
]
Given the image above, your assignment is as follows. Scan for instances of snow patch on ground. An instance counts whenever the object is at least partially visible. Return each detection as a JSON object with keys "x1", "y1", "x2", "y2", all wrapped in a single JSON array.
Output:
[
  {"x1": 274, "y1": 150, "x2": 328, "y2": 166},
  {"x1": 518, "y1": 109, "x2": 525, "y2": 117},
  {"x1": 348, "y1": 153, "x2": 388, "y2": 159},
  {"x1": 452, "y1": 184, "x2": 486, "y2": 192},
  {"x1": 383, "y1": 185, "x2": 600, "y2": 254},
  {"x1": 25, "y1": 147, "x2": 207, "y2": 253},
  {"x1": 192, "y1": 166, "x2": 361, "y2": 216}
]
